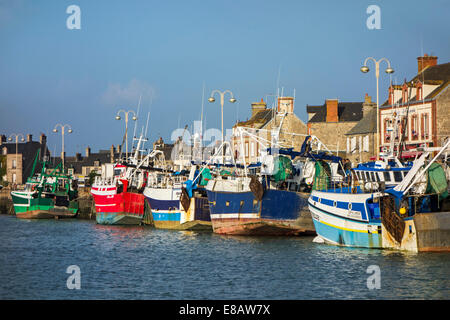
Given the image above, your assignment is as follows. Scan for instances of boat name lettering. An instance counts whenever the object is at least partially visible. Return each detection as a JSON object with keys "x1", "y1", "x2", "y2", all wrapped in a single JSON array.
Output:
[{"x1": 348, "y1": 210, "x2": 361, "y2": 219}]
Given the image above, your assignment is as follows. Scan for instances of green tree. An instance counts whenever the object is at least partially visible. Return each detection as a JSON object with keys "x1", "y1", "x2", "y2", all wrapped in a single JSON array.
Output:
[
  {"x1": 88, "y1": 169, "x2": 100, "y2": 186},
  {"x1": 0, "y1": 155, "x2": 6, "y2": 183}
]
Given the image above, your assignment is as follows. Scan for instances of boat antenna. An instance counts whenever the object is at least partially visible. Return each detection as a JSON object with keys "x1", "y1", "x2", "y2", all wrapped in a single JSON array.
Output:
[
  {"x1": 201, "y1": 82, "x2": 205, "y2": 162},
  {"x1": 132, "y1": 94, "x2": 142, "y2": 152},
  {"x1": 276, "y1": 64, "x2": 281, "y2": 114},
  {"x1": 143, "y1": 111, "x2": 150, "y2": 142}
]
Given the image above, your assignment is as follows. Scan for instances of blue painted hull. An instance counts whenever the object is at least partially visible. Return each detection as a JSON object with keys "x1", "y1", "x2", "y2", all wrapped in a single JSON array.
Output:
[
  {"x1": 308, "y1": 189, "x2": 383, "y2": 248},
  {"x1": 206, "y1": 189, "x2": 311, "y2": 235},
  {"x1": 144, "y1": 196, "x2": 211, "y2": 230},
  {"x1": 310, "y1": 204, "x2": 383, "y2": 248}
]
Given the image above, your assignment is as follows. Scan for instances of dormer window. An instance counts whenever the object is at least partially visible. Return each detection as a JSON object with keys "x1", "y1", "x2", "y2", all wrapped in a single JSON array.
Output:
[
  {"x1": 416, "y1": 82, "x2": 423, "y2": 101},
  {"x1": 402, "y1": 86, "x2": 408, "y2": 103}
]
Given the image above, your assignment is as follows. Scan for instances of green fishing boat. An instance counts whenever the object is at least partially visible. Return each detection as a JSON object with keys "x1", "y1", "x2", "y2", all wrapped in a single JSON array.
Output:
[{"x1": 11, "y1": 151, "x2": 79, "y2": 219}]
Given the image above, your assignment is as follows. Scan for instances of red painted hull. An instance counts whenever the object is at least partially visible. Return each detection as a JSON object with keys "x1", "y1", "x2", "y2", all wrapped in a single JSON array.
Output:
[{"x1": 91, "y1": 185, "x2": 145, "y2": 224}]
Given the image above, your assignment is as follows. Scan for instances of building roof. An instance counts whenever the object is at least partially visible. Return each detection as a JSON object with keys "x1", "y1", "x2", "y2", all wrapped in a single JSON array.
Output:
[
  {"x1": 382, "y1": 62, "x2": 450, "y2": 106},
  {"x1": 413, "y1": 62, "x2": 450, "y2": 83},
  {"x1": 63, "y1": 151, "x2": 117, "y2": 174},
  {"x1": 345, "y1": 108, "x2": 377, "y2": 135},
  {"x1": 235, "y1": 109, "x2": 275, "y2": 128},
  {"x1": 307, "y1": 102, "x2": 363, "y2": 123},
  {"x1": 1, "y1": 140, "x2": 51, "y2": 180}
]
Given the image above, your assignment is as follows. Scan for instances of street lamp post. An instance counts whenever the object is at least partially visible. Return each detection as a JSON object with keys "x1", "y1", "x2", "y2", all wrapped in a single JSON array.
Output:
[
  {"x1": 208, "y1": 90, "x2": 237, "y2": 163},
  {"x1": 115, "y1": 109, "x2": 137, "y2": 161},
  {"x1": 360, "y1": 57, "x2": 394, "y2": 160},
  {"x1": 8, "y1": 133, "x2": 25, "y2": 185},
  {"x1": 53, "y1": 124, "x2": 73, "y2": 172}
]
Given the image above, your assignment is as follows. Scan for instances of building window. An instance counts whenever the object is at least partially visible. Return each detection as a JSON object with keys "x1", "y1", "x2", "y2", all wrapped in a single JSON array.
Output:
[
  {"x1": 416, "y1": 83, "x2": 423, "y2": 101},
  {"x1": 12, "y1": 173, "x2": 17, "y2": 183},
  {"x1": 12, "y1": 159, "x2": 16, "y2": 169},
  {"x1": 394, "y1": 120, "x2": 401, "y2": 141},
  {"x1": 421, "y1": 113, "x2": 429, "y2": 140},
  {"x1": 401, "y1": 116, "x2": 408, "y2": 140},
  {"x1": 411, "y1": 115, "x2": 419, "y2": 140},
  {"x1": 245, "y1": 142, "x2": 249, "y2": 157},
  {"x1": 250, "y1": 142, "x2": 255, "y2": 157},
  {"x1": 384, "y1": 119, "x2": 390, "y2": 143}
]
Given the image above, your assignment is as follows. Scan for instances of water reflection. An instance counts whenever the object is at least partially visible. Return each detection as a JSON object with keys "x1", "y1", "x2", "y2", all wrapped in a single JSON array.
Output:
[{"x1": 0, "y1": 215, "x2": 448, "y2": 299}]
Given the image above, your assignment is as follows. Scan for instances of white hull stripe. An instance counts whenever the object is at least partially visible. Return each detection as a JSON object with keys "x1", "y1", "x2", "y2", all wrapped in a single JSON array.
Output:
[{"x1": 210, "y1": 213, "x2": 260, "y2": 219}]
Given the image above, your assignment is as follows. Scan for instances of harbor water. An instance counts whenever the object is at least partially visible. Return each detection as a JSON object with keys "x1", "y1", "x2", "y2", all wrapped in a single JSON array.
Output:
[{"x1": 0, "y1": 214, "x2": 448, "y2": 300}]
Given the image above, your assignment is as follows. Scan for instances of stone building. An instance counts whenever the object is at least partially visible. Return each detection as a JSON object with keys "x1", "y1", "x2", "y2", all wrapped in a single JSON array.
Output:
[
  {"x1": 231, "y1": 96, "x2": 308, "y2": 164},
  {"x1": 379, "y1": 54, "x2": 449, "y2": 156},
  {"x1": 0, "y1": 134, "x2": 51, "y2": 185},
  {"x1": 63, "y1": 145, "x2": 122, "y2": 178},
  {"x1": 344, "y1": 94, "x2": 377, "y2": 163},
  {"x1": 306, "y1": 99, "x2": 364, "y2": 156}
]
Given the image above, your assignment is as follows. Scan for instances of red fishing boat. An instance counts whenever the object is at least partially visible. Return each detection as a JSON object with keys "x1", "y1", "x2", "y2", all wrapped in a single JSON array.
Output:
[
  {"x1": 91, "y1": 135, "x2": 161, "y2": 225},
  {"x1": 91, "y1": 164, "x2": 147, "y2": 225}
]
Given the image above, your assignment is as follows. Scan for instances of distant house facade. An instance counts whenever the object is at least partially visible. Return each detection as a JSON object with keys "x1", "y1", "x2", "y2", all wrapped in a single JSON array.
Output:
[
  {"x1": 307, "y1": 99, "x2": 364, "y2": 156},
  {"x1": 379, "y1": 55, "x2": 449, "y2": 156},
  {"x1": 0, "y1": 134, "x2": 51, "y2": 185},
  {"x1": 345, "y1": 94, "x2": 377, "y2": 163},
  {"x1": 63, "y1": 145, "x2": 122, "y2": 179}
]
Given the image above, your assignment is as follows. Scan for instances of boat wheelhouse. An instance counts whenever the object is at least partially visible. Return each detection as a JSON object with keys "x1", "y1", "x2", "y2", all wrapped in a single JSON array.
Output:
[{"x1": 353, "y1": 160, "x2": 412, "y2": 190}]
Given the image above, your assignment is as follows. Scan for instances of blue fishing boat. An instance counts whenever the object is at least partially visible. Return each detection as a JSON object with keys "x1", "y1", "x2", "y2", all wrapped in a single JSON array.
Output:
[
  {"x1": 309, "y1": 140, "x2": 450, "y2": 251},
  {"x1": 143, "y1": 166, "x2": 212, "y2": 230},
  {"x1": 206, "y1": 175, "x2": 310, "y2": 235}
]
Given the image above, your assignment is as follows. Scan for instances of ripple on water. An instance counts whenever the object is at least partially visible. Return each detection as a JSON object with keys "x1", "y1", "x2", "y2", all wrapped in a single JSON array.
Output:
[{"x1": 0, "y1": 215, "x2": 448, "y2": 299}]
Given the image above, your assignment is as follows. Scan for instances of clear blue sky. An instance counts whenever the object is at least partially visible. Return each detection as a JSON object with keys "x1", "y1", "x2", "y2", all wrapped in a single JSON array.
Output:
[{"x1": 1, "y1": 0, "x2": 449, "y2": 156}]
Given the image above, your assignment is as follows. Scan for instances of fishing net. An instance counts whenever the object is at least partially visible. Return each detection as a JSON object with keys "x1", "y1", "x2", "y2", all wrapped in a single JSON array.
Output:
[{"x1": 272, "y1": 156, "x2": 293, "y2": 182}]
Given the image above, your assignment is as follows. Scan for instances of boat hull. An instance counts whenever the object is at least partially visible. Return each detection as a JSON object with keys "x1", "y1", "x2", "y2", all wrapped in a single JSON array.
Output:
[
  {"x1": 206, "y1": 189, "x2": 311, "y2": 236},
  {"x1": 11, "y1": 191, "x2": 78, "y2": 219},
  {"x1": 308, "y1": 190, "x2": 383, "y2": 248},
  {"x1": 143, "y1": 187, "x2": 212, "y2": 231},
  {"x1": 91, "y1": 186, "x2": 145, "y2": 225},
  {"x1": 96, "y1": 212, "x2": 143, "y2": 225}
]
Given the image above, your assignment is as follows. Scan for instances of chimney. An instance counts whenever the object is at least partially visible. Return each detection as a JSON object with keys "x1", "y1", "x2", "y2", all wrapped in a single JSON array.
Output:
[
  {"x1": 75, "y1": 153, "x2": 82, "y2": 161},
  {"x1": 110, "y1": 145, "x2": 115, "y2": 163},
  {"x1": 326, "y1": 99, "x2": 338, "y2": 122},
  {"x1": 27, "y1": 134, "x2": 33, "y2": 142},
  {"x1": 362, "y1": 94, "x2": 375, "y2": 117},
  {"x1": 251, "y1": 98, "x2": 267, "y2": 117},
  {"x1": 116, "y1": 145, "x2": 121, "y2": 154},
  {"x1": 85, "y1": 146, "x2": 91, "y2": 157},
  {"x1": 40, "y1": 134, "x2": 47, "y2": 145},
  {"x1": 417, "y1": 54, "x2": 437, "y2": 74},
  {"x1": 277, "y1": 97, "x2": 294, "y2": 114}
]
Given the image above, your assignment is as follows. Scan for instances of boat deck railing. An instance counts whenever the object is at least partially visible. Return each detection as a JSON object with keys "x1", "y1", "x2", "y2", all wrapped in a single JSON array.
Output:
[
  {"x1": 94, "y1": 176, "x2": 118, "y2": 187},
  {"x1": 313, "y1": 175, "x2": 385, "y2": 194}
]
